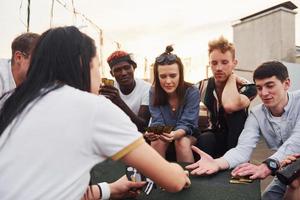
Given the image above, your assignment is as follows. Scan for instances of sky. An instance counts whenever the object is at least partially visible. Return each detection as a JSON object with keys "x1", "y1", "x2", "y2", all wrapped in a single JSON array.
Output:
[{"x1": 0, "y1": 0, "x2": 299, "y2": 82}]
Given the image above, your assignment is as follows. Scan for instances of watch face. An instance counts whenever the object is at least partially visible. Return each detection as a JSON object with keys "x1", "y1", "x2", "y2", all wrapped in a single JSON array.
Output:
[{"x1": 269, "y1": 161, "x2": 277, "y2": 169}]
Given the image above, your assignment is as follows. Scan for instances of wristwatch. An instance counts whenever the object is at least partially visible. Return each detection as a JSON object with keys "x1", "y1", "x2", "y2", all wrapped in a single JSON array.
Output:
[{"x1": 262, "y1": 158, "x2": 280, "y2": 176}]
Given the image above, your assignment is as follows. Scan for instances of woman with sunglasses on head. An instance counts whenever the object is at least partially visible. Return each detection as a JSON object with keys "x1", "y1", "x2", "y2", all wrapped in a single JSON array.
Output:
[
  {"x1": 0, "y1": 27, "x2": 190, "y2": 200},
  {"x1": 145, "y1": 46, "x2": 200, "y2": 163}
]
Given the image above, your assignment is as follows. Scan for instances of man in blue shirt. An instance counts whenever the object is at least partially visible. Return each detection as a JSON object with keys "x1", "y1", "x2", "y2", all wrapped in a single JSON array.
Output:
[{"x1": 187, "y1": 61, "x2": 300, "y2": 200}]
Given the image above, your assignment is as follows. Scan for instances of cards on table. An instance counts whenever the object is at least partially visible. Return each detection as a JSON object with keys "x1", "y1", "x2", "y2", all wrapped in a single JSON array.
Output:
[{"x1": 229, "y1": 176, "x2": 253, "y2": 184}]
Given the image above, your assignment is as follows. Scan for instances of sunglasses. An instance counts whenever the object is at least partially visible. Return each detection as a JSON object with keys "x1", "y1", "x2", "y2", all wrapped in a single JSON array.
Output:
[{"x1": 155, "y1": 53, "x2": 177, "y2": 65}]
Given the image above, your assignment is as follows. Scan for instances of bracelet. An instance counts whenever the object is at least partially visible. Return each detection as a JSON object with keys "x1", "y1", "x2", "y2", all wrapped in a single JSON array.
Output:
[
  {"x1": 97, "y1": 182, "x2": 110, "y2": 200},
  {"x1": 96, "y1": 184, "x2": 102, "y2": 200}
]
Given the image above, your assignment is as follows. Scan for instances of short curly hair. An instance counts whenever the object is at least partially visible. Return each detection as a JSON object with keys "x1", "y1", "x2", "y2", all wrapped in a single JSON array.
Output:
[
  {"x1": 208, "y1": 36, "x2": 235, "y2": 59},
  {"x1": 107, "y1": 50, "x2": 137, "y2": 69}
]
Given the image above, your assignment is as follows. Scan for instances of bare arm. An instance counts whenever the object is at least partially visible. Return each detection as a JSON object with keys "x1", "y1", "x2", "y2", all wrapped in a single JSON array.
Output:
[
  {"x1": 121, "y1": 142, "x2": 190, "y2": 192},
  {"x1": 159, "y1": 129, "x2": 186, "y2": 143},
  {"x1": 84, "y1": 141, "x2": 189, "y2": 199},
  {"x1": 99, "y1": 85, "x2": 150, "y2": 132},
  {"x1": 116, "y1": 102, "x2": 150, "y2": 132},
  {"x1": 186, "y1": 146, "x2": 229, "y2": 175},
  {"x1": 82, "y1": 176, "x2": 146, "y2": 200},
  {"x1": 222, "y1": 74, "x2": 250, "y2": 113}
]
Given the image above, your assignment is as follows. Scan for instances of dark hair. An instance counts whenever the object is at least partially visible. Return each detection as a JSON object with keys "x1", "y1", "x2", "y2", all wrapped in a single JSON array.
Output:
[
  {"x1": 152, "y1": 45, "x2": 191, "y2": 106},
  {"x1": 253, "y1": 61, "x2": 289, "y2": 82},
  {"x1": 0, "y1": 26, "x2": 96, "y2": 137},
  {"x1": 11, "y1": 32, "x2": 40, "y2": 65}
]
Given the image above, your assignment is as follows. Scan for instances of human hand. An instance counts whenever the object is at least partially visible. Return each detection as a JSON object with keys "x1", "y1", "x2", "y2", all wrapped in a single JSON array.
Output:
[
  {"x1": 184, "y1": 170, "x2": 191, "y2": 188},
  {"x1": 231, "y1": 163, "x2": 271, "y2": 179},
  {"x1": 185, "y1": 146, "x2": 220, "y2": 175},
  {"x1": 168, "y1": 163, "x2": 191, "y2": 189},
  {"x1": 184, "y1": 173, "x2": 191, "y2": 189},
  {"x1": 81, "y1": 176, "x2": 146, "y2": 200},
  {"x1": 159, "y1": 131, "x2": 176, "y2": 143},
  {"x1": 144, "y1": 131, "x2": 159, "y2": 141},
  {"x1": 81, "y1": 185, "x2": 100, "y2": 200},
  {"x1": 289, "y1": 177, "x2": 300, "y2": 189},
  {"x1": 281, "y1": 154, "x2": 300, "y2": 168},
  {"x1": 235, "y1": 74, "x2": 248, "y2": 87},
  {"x1": 99, "y1": 84, "x2": 123, "y2": 106},
  {"x1": 283, "y1": 177, "x2": 300, "y2": 200},
  {"x1": 110, "y1": 175, "x2": 146, "y2": 199}
]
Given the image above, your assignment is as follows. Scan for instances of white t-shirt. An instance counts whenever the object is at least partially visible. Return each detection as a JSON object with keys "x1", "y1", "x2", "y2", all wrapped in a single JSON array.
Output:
[
  {"x1": 115, "y1": 79, "x2": 151, "y2": 115},
  {"x1": 0, "y1": 85, "x2": 143, "y2": 200},
  {"x1": 0, "y1": 59, "x2": 16, "y2": 97}
]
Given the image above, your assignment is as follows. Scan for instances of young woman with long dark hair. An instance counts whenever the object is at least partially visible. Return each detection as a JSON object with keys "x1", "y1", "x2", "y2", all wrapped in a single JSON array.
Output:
[
  {"x1": 0, "y1": 27, "x2": 190, "y2": 200},
  {"x1": 145, "y1": 46, "x2": 200, "y2": 162}
]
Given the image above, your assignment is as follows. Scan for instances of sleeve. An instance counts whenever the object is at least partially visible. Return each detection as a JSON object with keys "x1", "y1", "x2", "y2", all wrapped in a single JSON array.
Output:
[
  {"x1": 270, "y1": 120, "x2": 300, "y2": 162},
  {"x1": 269, "y1": 93, "x2": 300, "y2": 161},
  {"x1": 175, "y1": 87, "x2": 200, "y2": 135},
  {"x1": 222, "y1": 111, "x2": 261, "y2": 168},
  {"x1": 0, "y1": 92, "x2": 11, "y2": 108},
  {"x1": 239, "y1": 83, "x2": 257, "y2": 100},
  {"x1": 148, "y1": 89, "x2": 165, "y2": 126},
  {"x1": 91, "y1": 97, "x2": 145, "y2": 160},
  {"x1": 0, "y1": 79, "x2": 4, "y2": 97},
  {"x1": 141, "y1": 82, "x2": 151, "y2": 106}
]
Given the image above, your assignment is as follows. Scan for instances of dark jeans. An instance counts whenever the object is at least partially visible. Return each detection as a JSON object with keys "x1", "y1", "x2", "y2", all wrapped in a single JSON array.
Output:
[{"x1": 197, "y1": 110, "x2": 247, "y2": 158}]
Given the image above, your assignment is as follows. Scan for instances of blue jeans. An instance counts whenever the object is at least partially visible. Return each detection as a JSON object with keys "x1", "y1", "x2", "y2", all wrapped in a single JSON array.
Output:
[{"x1": 262, "y1": 177, "x2": 286, "y2": 200}]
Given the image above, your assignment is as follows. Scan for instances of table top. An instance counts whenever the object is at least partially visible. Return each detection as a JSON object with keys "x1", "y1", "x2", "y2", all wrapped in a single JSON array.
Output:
[{"x1": 90, "y1": 160, "x2": 261, "y2": 200}]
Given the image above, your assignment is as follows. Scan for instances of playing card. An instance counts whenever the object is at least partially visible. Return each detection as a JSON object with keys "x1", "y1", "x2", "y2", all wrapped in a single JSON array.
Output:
[
  {"x1": 163, "y1": 125, "x2": 174, "y2": 133},
  {"x1": 229, "y1": 176, "x2": 253, "y2": 184},
  {"x1": 101, "y1": 78, "x2": 114, "y2": 86},
  {"x1": 146, "y1": 125, "x2": 173, "y2": 135},
  {"x1": 155, "y1": 125, "x2": 164, "y2": 135}
]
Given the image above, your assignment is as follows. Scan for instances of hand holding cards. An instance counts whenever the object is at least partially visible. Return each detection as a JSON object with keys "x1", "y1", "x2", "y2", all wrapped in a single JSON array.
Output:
[
  {"x1": 126, "y1": 166, "x2": 156, "y2": 195},
  {"x1": 144, "y1": 125, "x2": 174, "y2": 142},
  {"x1": 101, "y1": 78, "x2": 114, "y2": 86}
]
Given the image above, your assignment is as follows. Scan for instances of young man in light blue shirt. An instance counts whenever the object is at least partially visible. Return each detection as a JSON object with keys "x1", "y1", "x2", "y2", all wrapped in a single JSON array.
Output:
[{"x1": 186, "y1": 61, "x2": 300, "y2": 200}]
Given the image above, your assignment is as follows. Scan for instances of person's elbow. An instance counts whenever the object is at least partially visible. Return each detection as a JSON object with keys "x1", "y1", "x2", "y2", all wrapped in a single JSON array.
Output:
[
  {"x1": 167, "y1": 184, "x2": 185, "y2": 193},
  {"x1": 222, "y1": 98, "x2": 250, "y2": 113},
  {"x1": 222, "y1": 103, "x2": 241, "y2": 113},
  {"x1": 164, "y1": 173, "x2": 186, "y2": 192},
  {"x1": 161, "y1": 163, "x2": 188, "y2": 192}
]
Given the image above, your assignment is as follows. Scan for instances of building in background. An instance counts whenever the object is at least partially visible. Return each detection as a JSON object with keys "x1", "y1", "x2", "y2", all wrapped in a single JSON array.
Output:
[
  {"x1": 232, "y1": 1, "x2": 300, "y2": 99},
  {"x1": 296, "y1": 46, "x2": 300, "y2": 63}
]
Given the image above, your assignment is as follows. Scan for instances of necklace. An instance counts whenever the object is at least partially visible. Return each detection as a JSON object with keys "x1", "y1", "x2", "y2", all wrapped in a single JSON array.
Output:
[{"x1": 169, "y1": 96, "x2": 178, "y2": 112}]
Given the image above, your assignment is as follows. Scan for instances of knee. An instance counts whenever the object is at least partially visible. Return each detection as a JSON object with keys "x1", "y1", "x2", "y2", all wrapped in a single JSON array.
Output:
[
  {"x1": 289, "y1": 178, "x2": 300, "y2": 189},
  {"x1": 175, "y1": 137, "x2": 192, "y2": 151},
  {"x1": 151, "y1": 140, "x2": 167, "y2": 150}
]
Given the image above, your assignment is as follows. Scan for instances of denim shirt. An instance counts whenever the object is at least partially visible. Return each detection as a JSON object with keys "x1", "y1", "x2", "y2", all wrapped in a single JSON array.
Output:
[
  {"x1": 223, "y1": 90, "x2": 300, "y2": 168},
  {"x1": 149, "y1": 86, "x2": 200, "y2": 136}
]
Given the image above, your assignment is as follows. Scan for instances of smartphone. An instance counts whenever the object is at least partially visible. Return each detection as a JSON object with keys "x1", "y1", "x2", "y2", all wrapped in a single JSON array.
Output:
[{"x1": 125, "y1": 166, "x2": 156, "y2": 195}]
